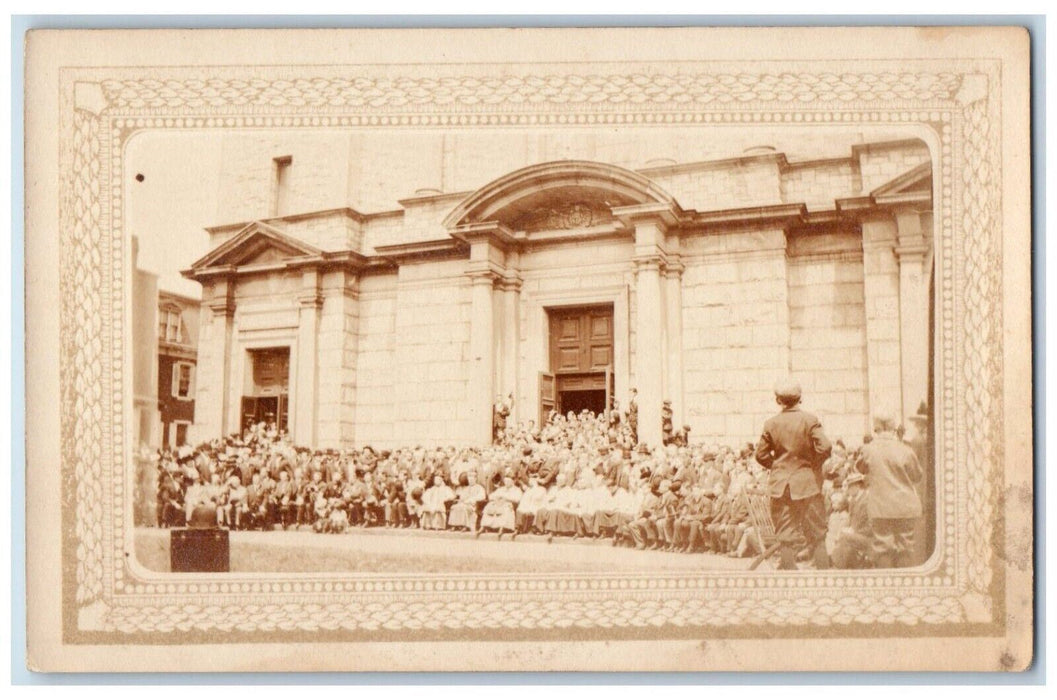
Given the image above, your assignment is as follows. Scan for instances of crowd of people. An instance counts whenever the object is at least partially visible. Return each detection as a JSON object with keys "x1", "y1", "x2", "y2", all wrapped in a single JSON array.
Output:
[{"x1": 152, "y1": 389, "x2": 927, "y2": 569}]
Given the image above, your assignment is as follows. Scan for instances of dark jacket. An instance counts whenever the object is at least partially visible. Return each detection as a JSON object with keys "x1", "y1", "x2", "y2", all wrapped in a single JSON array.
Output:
[{"x1": 755, "y1": 406, "x2": 833, "y2": 500}]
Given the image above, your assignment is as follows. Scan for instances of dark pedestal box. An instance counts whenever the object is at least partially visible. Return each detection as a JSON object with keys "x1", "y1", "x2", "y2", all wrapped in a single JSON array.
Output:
[{"x1": 170, "y1": 528, "x2": 230, "y2": 572}]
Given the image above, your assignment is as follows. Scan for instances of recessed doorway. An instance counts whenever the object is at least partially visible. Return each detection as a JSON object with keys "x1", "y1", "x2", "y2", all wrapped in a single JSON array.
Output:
[
  {"x1": 559, "y1": 389, "x2": 607, "y2": 416},
  {"x1": 540, "y1": 304, "x2": 615, "y2": 423},
  {"x1": 241, "y1": 347, "x2": 290, "y2": 434}
]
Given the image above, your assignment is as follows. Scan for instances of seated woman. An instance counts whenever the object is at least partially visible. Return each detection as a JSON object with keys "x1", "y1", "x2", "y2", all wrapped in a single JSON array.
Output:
[
  {"x1": 420, "y1": 475, "x2": 455, "y2": 530},
  {"x1": 478, "y1": 473, "x2": 522, "y2": 539},
  {"x1": 541, "y1": 472, "x2": 582, "y2": 542},
  {"x1": 447, "y1": 472, "x2": 486, "y2": 532}
]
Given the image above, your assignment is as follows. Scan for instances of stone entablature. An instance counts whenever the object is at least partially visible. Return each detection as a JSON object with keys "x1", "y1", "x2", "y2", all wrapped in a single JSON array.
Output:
[{"x1": 184, "y1": 141, "x2": 933, "y2": 450}]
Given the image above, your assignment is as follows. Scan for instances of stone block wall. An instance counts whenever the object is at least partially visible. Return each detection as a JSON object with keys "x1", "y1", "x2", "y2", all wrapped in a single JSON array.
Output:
[
  {"x1": 681, "y1": 229, "x2": 791, "y2": 445},
  {"x1": 787, "y1": 254, "x2": 870, "y2": 443},
  {"x1": 391, "y1": 260, "x2": 472, "y2": 446},
  {"x1": 280, "y1": 211, "x2": 363, "y2": 252},
  {"x1": 651, "y1": 160, "x2": 783, "y2": 213},
  {"x1": 353, "y1": 274, "x2": 398, "y2": 448},
  {"x1": 216, "y1": 133, "x2": 356, "y2": 222},
  {"x1": 856, "y1": 141, "x2": 931, "y2": 194},
  {"x1": 780, "y1": 161, "x2": 858, "y2": 209}
]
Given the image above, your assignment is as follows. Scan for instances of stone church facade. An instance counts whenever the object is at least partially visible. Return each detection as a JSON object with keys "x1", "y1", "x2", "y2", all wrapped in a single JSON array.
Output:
[{"x1": 184, "y1": 137, "x2": 933, "y2": 449}]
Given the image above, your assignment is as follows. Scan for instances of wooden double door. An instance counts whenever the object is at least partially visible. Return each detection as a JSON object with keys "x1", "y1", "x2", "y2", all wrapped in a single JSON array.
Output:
[{"x1": 540, "y1": 305, "x2": 614, "y2": 423}]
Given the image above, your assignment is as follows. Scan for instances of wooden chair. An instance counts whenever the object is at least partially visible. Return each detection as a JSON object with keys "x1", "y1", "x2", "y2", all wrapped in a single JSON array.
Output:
[{"x1": 741, "y1": 487, "x2": 781, "y2": 571}]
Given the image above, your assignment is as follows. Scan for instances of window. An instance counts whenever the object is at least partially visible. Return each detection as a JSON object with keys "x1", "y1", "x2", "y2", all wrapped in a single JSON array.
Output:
[
  {"x1": 171, "y1": 361, "x2": 195, "y2": 400},
  {"x1": 159, "y1": 308, "x2": 183, "y2": 343}
]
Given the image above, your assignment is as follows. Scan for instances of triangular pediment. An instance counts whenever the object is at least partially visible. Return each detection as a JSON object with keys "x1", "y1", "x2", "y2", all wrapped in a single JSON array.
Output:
[
  {"x1": 189, "y1": 221, "x2": 323, "y2": 271},
  {"x1": 871, "y1": 162, "x2": 933, "y2": 199}
]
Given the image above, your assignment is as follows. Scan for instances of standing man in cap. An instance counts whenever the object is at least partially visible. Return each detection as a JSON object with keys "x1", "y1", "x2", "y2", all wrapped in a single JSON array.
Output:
[
  {"x1": 855, "y1": 409, "x2": 924, "y2": 568},
  {"x1": 755, "y1": 378, "x2": 834, "y2": 570},
  {"x1": 626, "y1": 388, "x2": 639, "y2": 445}
]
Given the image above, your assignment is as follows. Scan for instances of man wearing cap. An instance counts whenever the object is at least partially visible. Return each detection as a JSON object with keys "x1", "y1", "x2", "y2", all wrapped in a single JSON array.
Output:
[
  {"x1": 855, "y1": 410, "x2": 924, "y2": 568},
  {"x1": 755, "y1": 378, "x2": 833, "y2": 569}
]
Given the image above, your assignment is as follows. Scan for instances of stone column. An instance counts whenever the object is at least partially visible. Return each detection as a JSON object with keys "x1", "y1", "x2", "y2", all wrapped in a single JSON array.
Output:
[
  {"x1": 664, "y1": 255, "x2": 685, "y2": 429},
  {"x1": 634, "y1": 253, "x2": 665, "y2": 447},
  {"x1": 467, "y1": 268, "x2": 498, "y2": 445},
  {"x1": 861, "y1": 217, "x2": 903, "y2": 423},
  {"x1": 629, "y1": 213, "x2": 672, "y2": 448},
  {"x1": 498, "y1": 271, "x2": 522, "y2": 422},
  {"x1": 614, "y1": 203, "x2": 679, "y2": 448},
  {"x1": 894, "y1": 210, "x2": 931, "y2": 424},
  {"x1": 456, "y1": 223, "x2": 516, "y2": 446},
  {"x1": 294, "y1": 269, "x2": 322, "y2": 448},
  {"x1": 195, "y1": 276, "x2": 235, "y2": 440}
]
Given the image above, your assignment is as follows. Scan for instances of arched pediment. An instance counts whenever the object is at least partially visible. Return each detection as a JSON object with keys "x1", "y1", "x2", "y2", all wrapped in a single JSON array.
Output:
[{"x1": 443, "y1": 160, "x2": 678, "y2": 232}]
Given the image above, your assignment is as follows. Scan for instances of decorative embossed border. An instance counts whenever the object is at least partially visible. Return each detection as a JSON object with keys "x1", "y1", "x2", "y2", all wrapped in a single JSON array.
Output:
[{"x1": 57, "y1": 58, "x2": 1005, "y2": 644}]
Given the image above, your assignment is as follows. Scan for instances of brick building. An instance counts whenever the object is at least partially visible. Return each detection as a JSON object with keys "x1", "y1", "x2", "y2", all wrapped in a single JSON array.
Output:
[
  {"x1": 183, "y1": 134, "x2": 933, "y2": 449},
  {"x1": 157, "y1": 290, "x2": 200, "y2": 447}
]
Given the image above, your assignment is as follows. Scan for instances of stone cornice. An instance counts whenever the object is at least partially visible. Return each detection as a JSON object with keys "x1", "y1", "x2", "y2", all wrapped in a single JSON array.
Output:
[
  {"x1": 450, "y1": 221, "x2": 519, "y2": 251},
  {"x1": 679, "y1": 203, "x2": 806, "y2": 231},
  {"x1": 611, "y1": 202, "x2": 683, "y2": 229},
  {"x1": 836, "y1": 192, "x2": 932, "y2": 217}
]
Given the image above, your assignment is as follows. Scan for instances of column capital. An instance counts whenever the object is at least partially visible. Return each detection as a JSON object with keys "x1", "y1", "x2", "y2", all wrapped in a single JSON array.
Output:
[
  {"x1": 466, "y1": 267, "x2": 501, "y2": 286},
  {"x1": 206, "y1": 278, "x2": 236, "y2": 317},
  {"x1": 298, "y1": 291, "x2": 324, "y2": 309},
  {"x1": 663, "y1": 259, "x2": 686, "y2": 279},
  {"x1": 894, "y1": 243, "x2": 929, "y2": 263},
  {"x1": 632, "y1": 254, "x2": 667, "y2": 273},
  {"x1": 466, "y1": 257, "x2": 505, "y2": 286},
  {"x1": 496, "y1": 273, "x2": 523, "y2": 293}
]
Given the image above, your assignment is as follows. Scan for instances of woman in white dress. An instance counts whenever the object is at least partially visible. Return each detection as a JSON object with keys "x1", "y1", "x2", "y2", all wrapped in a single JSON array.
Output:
[
  {"x1": 478, "y1": 474, "x2": 522, "y2": 539},
  {"x1": 420, "y1": 475, "x2": 455, "y2": 530},
  {"x1": 447, "y1": 471, "x2": 486, "y2": 531}
]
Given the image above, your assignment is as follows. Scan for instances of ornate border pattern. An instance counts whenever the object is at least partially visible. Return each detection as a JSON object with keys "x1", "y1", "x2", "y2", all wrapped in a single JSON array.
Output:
[
  {"x1": 96, "y1": 71, "x2": 965, "y2": 111},
  {"x1": 59, "y1": 61, "x2": 1004, "y2": 640}
]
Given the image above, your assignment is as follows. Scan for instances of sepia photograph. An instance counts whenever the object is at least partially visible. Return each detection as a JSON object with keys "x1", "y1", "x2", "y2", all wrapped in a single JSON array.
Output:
[
  {"x1": 23, "y1": 25, "x2": 1033, "y2": 672},
  {"x1": 129, "y1": 125, "x2": 937, "y2": 579}
]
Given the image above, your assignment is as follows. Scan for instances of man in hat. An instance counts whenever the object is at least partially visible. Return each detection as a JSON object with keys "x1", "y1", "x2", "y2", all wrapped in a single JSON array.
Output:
[
  {"x1": 626, "y1": 388, "x2": 639, "y2": 444},
  {"x1": 493, "y1": 392, "x2": 514, "y2": 445},
  {"x1": 661, "y1": 400, "x2": 675, "y2": 446},
  {"x1": 856, "y1": 410, "x2": 924, "y2": 568},
  {"x1": 629, "y1": 479, "x2": 663, "y2": 550},
  {"x1": 754, "y1": 378, "x2": 833, "y2": 569},
  {"x1": 157, "y1": 458, "x2": 185, "y2": 528}
]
